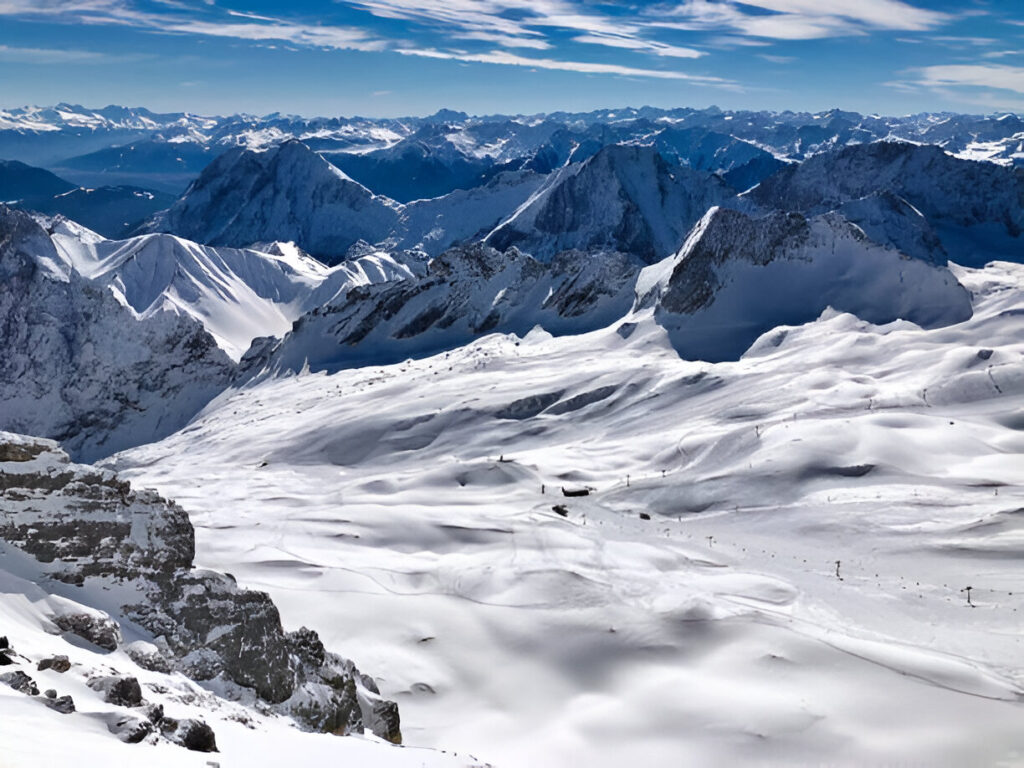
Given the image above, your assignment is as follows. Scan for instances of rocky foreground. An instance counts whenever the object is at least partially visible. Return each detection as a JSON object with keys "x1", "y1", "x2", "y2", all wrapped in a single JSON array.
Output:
[{"x1": 0, "y1": 430, "x2": 400, "y2": 752}]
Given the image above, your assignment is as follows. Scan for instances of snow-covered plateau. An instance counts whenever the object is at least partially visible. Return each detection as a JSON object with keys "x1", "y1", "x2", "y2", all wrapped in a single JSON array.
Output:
[
  {"x1": 1, "y1": 107, "x2": 1023, "y2": 766},
  {"x1": 97, "y1": 259, "x2": 1024, "y2": 767}
]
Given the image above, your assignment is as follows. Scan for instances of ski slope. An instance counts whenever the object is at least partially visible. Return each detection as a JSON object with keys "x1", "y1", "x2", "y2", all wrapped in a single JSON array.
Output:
[{"x1": 111, "y1": 261, "x2": 1024, "y2": 767}]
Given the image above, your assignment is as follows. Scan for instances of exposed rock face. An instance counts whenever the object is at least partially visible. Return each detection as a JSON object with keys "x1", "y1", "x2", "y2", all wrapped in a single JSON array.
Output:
[
  {"x1": 108, "y1": 714, "x2": 154, "y2": 744},
  {"x1": 241, "y1": 243, "x2": 641, "y2": 374},
  {"x1": 1, "y1": 670, "x2": 39, "y2": 695},
  {"x1": 487, "y1": 143, "x2": 732, "y2": 263},
  {"x1": 52, "y1": 613, "x2": 123, "y2": 651},
  {"x1": 37, "y1": 655, "x2": 71, "y2": 672},
  {"x1": 90, "y1": 676, "x2": 143, "y2": 707},
  {"x1": 0, "y1": 431, "x2": 399, "y2": 740},
  {"x1": 636, "y1": 206, "x2": 973, "y2": 362},
  {"x1": 0, "y1": 206, "x2": 234, "y2": 462},
  {"x1": 44, "y1": 694, "x2": 75, "y2": 714},
  {"x1": 161, "y1": 717, "x2": 218, "y2": 752}
]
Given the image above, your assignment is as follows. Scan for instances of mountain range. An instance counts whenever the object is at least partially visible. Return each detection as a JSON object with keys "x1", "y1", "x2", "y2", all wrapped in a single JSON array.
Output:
[{"x1": 2, "y1": 104, "x2": 1024, "y2": 766}]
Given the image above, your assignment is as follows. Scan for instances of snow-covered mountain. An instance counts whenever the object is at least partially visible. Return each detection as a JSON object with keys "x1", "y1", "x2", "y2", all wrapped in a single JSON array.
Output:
[
  {"x1": 4, "y1": 104, "x2": 1024, "y2": 205},
  {"x1": 151, "y1": 141, "x2": 548, "y2": 262},
  {"x1": 242, "y1": 243, "x2": 640, "y2": 374},
  {"x1": 154, "y1": 140, "x2": 403, "y2": 262},
  {"x1": 486, "y1": 144, "x2": 732, "y2": 263},
  {"x1": 749, "y1": 141, "x2": 1024, "y2": 266},
  {"x1": 652, "y1": 126, "x2": 787, "y2": 191},
  {"x1": 4, "y1": 101, "x2": 1024, "y2": 768},
  {"x1": 48, "y1": 221, "x2": 326, "y2": 359},
  {"x1": 0, "y1": 206, "x2": 233, "y2": 461},
  {"x1": 390, "y1": 169, "x2": 546, "y2": 256},
  {"x1": 635, "y1": 206, "x2": 973, "y2": 361}
]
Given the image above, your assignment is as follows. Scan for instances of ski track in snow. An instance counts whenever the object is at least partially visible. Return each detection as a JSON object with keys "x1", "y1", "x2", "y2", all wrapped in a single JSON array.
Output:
[{"x1": 104, "y1": 261, "x2": 1024, "y2": 767}]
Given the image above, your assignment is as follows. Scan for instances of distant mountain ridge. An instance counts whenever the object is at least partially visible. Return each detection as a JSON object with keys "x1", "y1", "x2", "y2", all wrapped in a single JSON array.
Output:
[{"x1": 2, "y1": 103, "x2": 1022, "y2": 200}]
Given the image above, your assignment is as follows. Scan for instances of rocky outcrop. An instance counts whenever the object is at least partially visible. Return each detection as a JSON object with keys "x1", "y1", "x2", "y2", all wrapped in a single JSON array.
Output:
[
  {"x1": 0, "y1": 431, "x2": 399, "y2": 741},
  {"x1": 241, "y1": 243, "x2": 641, "y2": 375}
]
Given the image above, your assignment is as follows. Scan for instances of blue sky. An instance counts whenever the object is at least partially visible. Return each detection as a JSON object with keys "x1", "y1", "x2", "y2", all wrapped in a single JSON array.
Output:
[{"x1": 0, "y1": 0, "x2": 1022, "y2": 117}]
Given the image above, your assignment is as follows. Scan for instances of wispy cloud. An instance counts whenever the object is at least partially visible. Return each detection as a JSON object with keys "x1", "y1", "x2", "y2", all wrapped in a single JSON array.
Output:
[
  {"x1": 396, "y1": 46, "x2": 731, "y2": 84},
  {"x1": 0, "y1": 0, "x2": 727, "y2": 82},
  {"x1": 915, "y1": 64, "x2": 1024, "y2": 94},
  {"x1": 149, "y1": 18, "x2": 388, "y2": 51},
  {"x1": 0, "y1": 0, "x2": 388, "y2": 52},
  {"x1": 572, "y1": 33, "x2": 704, "y2": 60},
  {"x1": 890, "y1": 62, "x2": 1024, "y2": 110},
  {"x1": 983, "y1": 50, "x2": 1024, "y2": 60},
  {"x1": 651, "y1": 0, "x2": 949, "y2": 41},
  {"x1": 0, "y1": 43, "x2": 117, "y2": 63},
  {"x1": 0, "y1": 0, "x2": 970, "y2": 96}
]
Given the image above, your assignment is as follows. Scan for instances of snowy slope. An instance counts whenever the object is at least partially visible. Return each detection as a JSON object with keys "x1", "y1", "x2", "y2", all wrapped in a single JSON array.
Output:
[
  {"x1": 636, "y1": 206, "x2": 973, "y2": 361},
  {"x1": 44, "y1": 220, "x2": 418, "y2": 360},
  {"x1": 0, "y1": 432, "x2": 483, "y2": 768},
  {"x1": 111, "y1": 259, "x2": 1024, "y2": 768},
  {"x1": 49, "y1": 221, "x2": 327, "y2": 359},
  {"x1": 392, "y1": 170, "x2": 546, "y2": 256}
]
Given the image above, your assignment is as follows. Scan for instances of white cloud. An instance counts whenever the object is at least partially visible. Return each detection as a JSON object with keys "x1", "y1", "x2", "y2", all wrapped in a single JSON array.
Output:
[
  {"x1": 572, "y1": 33, "x2": 704, "y2": 60},
  {"x1": 653, "y1": 0, "x2": 949, "y2": 40},
  {"x1": 734, "y1": 0, "x2": 948, "y2": 31},
  {"x1": 0, "y1": 0, "x2": 388, "y2": 52},
  {"x1": 396, "y1": 47, "x2": 730, "y2": 84},
  {"x1": 454, "y1": 31, "x2": 551, "y2": 50},
  {"x1": 915, "y1": 64, "x2": 1024, "y2": 94},
  {"x1": 0, "y1": 43, "x2": 113, "y2": 63},
  {"x1": 152, "y1": 18, "x2": 388, "y2": 51},
  {"x1": 347, "y1": 0, "x2": 709, "y2": 60},
  {"x1": 929, "y1": 35, "x2": 998, "y2": 47}
]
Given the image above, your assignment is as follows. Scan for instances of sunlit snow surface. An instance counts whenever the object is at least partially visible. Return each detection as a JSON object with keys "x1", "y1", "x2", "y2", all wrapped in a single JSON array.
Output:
[{"x1": 108, "y1": 262, "x2": 1024, "y2": 767}]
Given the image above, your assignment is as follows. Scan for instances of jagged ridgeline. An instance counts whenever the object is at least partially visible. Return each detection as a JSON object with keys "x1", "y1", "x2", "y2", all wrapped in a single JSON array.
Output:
[
  {"x1": 0, "y1": 432, "x2": 400, "y2": 749},
  {"x1": 1, "y1": 111, "x2": 1023, "y2": 460}
]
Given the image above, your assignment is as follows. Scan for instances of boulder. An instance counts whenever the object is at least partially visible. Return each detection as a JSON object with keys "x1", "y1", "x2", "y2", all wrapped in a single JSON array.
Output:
[
  {"x1": 37, "y1": 655, "x2": 71, "y2": 673},
  {"x1": 89, "y1": 675, "x2": 143, "y2": 707},
  {"x1": 108, "y1": 714, "x2": 153, "y2": 744},
  {"x1": 44, "y1": 695, "x2": 75, "y2": 714},
  {"x1": 161, "y1": 717, "x2": 218, "y2": 752},
  {"x1": 0, "y1": 670, "x2": 38, "y2": 695}
]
